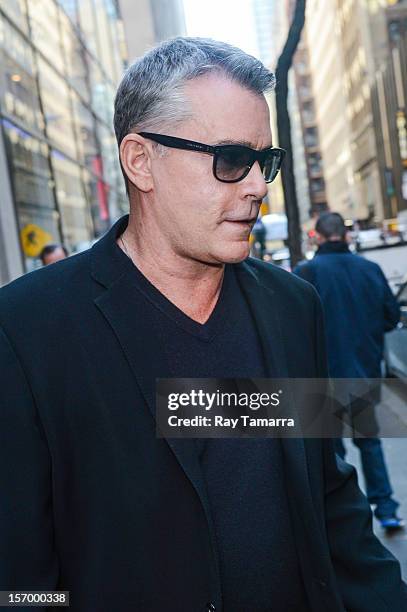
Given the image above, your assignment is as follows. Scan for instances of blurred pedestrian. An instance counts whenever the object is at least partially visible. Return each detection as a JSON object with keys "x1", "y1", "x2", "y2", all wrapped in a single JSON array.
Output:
[
  {"x1": 251, "y1": 216, "x2": 266, "y2": 259},
  {"x1": 294, "y1": 211, "x2": 404, "y2": 531},
  {"x1": 39, "y1": 243, "x2": 68, "y2": 266}
]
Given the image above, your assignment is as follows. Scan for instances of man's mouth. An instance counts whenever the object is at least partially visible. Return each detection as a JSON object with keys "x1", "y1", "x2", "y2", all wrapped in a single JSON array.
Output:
[{"x1": 223, "y1": 217, "x2": 257, "y2": 223}]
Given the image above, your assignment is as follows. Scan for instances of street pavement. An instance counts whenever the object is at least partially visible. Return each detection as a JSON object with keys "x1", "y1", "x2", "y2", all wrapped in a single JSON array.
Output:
[{"x1": 344, "y1": 379, "x2": 407, "y2": 580}]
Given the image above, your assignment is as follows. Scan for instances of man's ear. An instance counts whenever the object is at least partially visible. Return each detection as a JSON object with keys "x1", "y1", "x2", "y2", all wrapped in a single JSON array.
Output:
[
  {"x1": 315, "y1": 231, "x2": 325, "y2": 244},
  {"x1": 120, "y1": 134, "x2": 154, "y2": 193}
]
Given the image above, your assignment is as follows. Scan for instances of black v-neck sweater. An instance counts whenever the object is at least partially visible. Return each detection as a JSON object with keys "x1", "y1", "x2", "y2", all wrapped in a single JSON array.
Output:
[{"x1": 130, "y1": 261, "x2": 309, "y2": 611}]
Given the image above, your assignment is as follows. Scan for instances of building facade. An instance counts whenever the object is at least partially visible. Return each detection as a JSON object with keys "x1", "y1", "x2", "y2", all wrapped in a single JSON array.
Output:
[
  {"x1": 251, "y1": 0, "x2": 293, "y2": 218},
  {"x1": 336, "y1": 0, "x2": 386, "y2": 223},
  {"x1": 0, "y1": 0, "x2": 128, "y2": 285},
  {"x1": 119, "y1": 0, "x2": 186, "y2": 62},
  {"x1": 370, "y1": 0, "x2": 407, "y2": 220},
  {"x1": 252, "y1": 0, "x2": 326, "y2": 226},
  {"x1": 291, "y1": 28, "x2": 328, "y2": 221},
  {"x1": 252, "y1": 0, "x2": 286, "y2": 68},
  {"x1": 306, "y1": 0, "x2": 355, "y2": 220},
  {"x1": 305, "y1": 0, "x2": 407, "y2": 224}
]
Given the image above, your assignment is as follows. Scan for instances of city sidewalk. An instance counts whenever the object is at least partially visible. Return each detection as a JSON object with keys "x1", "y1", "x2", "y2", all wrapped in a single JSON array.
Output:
[{"x1": 345, "y1": 381, "x2": 407, "y2": 581}]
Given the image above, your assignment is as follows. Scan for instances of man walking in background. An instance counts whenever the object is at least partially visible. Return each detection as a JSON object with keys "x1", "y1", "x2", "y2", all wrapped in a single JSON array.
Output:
[{"x1": 295, "y1": 211, "x2": 403, "y2": 530}]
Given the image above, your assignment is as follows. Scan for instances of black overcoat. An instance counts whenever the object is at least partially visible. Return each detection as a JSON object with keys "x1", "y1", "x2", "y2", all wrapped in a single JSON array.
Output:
[{"x1": 1, "y1": 217, "x2": 406, "y2": 611}]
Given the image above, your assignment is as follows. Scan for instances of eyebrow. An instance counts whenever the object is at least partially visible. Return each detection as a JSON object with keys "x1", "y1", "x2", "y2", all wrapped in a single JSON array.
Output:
[{"x1": 214, "y1": 139, "x2": 274, "y2": 150}]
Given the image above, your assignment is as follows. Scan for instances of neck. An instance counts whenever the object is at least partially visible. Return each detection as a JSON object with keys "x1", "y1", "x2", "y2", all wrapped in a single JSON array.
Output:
[{"x1": 118, "y1": 213, "x2": 225, "y2": 324}]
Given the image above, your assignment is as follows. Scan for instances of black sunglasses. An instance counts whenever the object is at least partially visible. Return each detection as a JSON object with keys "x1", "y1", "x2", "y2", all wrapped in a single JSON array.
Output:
[{"x1": 138, "y1": 132, "x2": 285, "y2": 184}]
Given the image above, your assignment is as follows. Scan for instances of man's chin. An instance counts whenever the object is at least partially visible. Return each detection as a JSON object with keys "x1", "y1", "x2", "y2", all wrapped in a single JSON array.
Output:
[{"x1": 212, "y1": 241, "x2": 251, "y2": 264}]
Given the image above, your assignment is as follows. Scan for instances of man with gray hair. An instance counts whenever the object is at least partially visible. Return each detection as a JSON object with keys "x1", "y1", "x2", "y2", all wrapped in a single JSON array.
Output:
[{"x1": 0, "y1": 38, "x2": 406, "y2": 612}]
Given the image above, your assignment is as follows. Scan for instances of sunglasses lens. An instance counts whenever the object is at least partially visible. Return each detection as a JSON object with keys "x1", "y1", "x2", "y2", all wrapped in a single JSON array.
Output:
[
  {"x1": 215, "y1": 146, "x2": 253, "y2": 182},
  {"x1": 262, "y1": 151, "x2": 283, "y2": 183},
  {"x1": 215, "y1": 146, "x2": 284, "y2": 183}
]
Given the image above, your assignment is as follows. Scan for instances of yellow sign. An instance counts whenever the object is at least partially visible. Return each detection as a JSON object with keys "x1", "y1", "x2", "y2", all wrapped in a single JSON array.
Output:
[{"x1": 20, "y1": 224, "x2": 53, "y2": 258}]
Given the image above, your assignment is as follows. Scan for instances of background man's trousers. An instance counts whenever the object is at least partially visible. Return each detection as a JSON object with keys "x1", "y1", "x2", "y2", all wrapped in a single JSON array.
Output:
[{"x1": 333, "y1": 392, "x2": 399, "y2": 519}]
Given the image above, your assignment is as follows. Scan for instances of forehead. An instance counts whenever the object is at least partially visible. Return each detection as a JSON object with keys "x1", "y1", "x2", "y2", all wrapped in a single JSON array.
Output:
[{"x1": 181, "y1": 73, "x2": 272, "y2": 146}]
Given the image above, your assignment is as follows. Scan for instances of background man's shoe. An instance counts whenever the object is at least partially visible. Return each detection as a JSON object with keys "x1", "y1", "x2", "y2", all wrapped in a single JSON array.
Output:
[{"x1": 379, "y1": 516, "x2": 405, "y2": 531}]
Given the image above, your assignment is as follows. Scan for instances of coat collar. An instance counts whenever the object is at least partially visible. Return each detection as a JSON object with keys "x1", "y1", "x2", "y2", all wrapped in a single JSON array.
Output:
[
  {"x1": 90, "y1": 215, "x2": 134, "y2": 289},
  {"x1": 90, "y1": 216, "x2": 342, "y2": 610},
  {"x1": 316, "y1": 240, "x2": 350, "y2": 255}
]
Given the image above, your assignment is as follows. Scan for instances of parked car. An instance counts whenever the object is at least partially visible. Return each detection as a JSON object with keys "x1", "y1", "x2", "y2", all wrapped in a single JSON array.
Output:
[{"x1": 384, "y1": 280, "x2": 407, "y2": 382}]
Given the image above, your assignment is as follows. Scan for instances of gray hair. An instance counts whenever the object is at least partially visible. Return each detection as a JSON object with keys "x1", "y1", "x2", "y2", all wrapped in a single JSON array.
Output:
[{"x1": 114, "y1": 37, "x2": 275, "y2": 192}]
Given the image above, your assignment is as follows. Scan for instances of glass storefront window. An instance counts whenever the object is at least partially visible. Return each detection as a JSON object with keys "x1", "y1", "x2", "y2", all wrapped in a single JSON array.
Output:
[
  {"x1": 2, "y1": 118, "x2": 61, "y2": 270},
  {"x1": 2, "y1": 118, "x2": 53, "y2": 203},
  {"x1": 97, "y1": 121, "x2": 122, "y2": 191},
  {"x1": 104, "y1": 82, "x2": 115, "y2": 126},
  {"x1": 102, "y1": 0, "x2": 126, "y2": 84},
  {"x1": 117, "y1": 189, "x2": 128, "y2": 216},
  {"x1": 71, "y1": 91, "x2": 99, "y2": 173},
  {"x1": 27, "y1": 0, "x2": 64, "y2": 73},
  {"x1": 107, "y1": 187, "x2": 127, "y2": 220},
  {"x1": 0, "y1": 0, "x2": 29, "y2": 34},
  {"x1": 92, "y1": 0, "x2": 117, "y2": 84},
  {"x1": 51, "y1": 149, "x2": 93, "y2": 251},
  {"x1": 106, "y1": 187, "x2": 120, "y2": 221},
  {"x1": 77, "y1": 0, "x2": 99, "y2": 58},
  {"x1": 82, "y1": 167, "x2": 110, "y2": 237},
  {"x1": 60, "y1": 9, "x2": 90, "y2": 103},
  {"x1": 1, "y1": 0, "x2": 126, "y2": 271},
  {"x1": 37, "y1": 57, "x2": 77, "y2": 159},
  {"x1": 87, "y1": 54, "x2": 112, "y2": 124},
  {"x1": 0, "y1": 19, "x2": 44, "y2": 133},
  {"x1": 57, "y1": 0, "x2": 78, "y2": 24}
]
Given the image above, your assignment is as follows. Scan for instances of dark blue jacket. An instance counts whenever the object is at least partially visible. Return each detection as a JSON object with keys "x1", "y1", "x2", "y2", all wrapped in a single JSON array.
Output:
[{"x1": 294, "y1": 241, "x2": 400, "y2": 377}]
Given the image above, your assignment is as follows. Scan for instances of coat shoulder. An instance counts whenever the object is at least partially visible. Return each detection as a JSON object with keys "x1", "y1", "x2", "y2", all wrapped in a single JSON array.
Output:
[
  {"x1": 351, "y1": 254, "x2": 383, "y2": 274},
  {"x1": 0, "y1": 250, "x2": 92, "y2": 327},
  {"x1": 242, "y1": 256, "x2": 318, "y2": 301}
]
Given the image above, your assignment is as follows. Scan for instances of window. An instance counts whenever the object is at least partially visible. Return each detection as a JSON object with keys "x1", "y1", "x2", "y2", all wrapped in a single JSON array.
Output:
[
  {"x1": 60, "y1": 10, "x2": 90, "y2": 102},
  {"x1": 71, "y1": 91, "x2": 99, "y2": 172},
  {"x1": 57, "y1": 0, "x2": 78, "y2": 23},
  {"x1": 310, "y1": 178, "x2": 325, "y2": 193},
  {"x1": 0, "y1": 19, "x2": 44, "y2": 133},
  {"x1": 51, "y1": 149, "x2": 93, "y2": 250},
  {"x1": 2, "y1": 118, "x2": 61, "y2": 270},
  {"x1": 82, "y1": 167, "x2": 110, "y2": 237},
  {"x1": 37, "y1": 57, "x2": 77, "y2": 159},
  {"x1": 302, "y1": 101, "x2": 315, "y2": 124},
  {"x1": 304, "y1": 127, "x2": 318, "y2": 148},
  {"x1": 27, "y1": 0, "x2": 64, "y2": 72},
  {"x1": 88, "y1": 54, "x2": 113, "y2": 124},
  {"x1": 91, "y1": 0, "x2": 123, "y2": 85},
  {"x1": 0, "y1": 0, "x2": 29, "y2": 34},
  {"x1": 77, "y1": 0, "x2": 100, "y2": 57},
  {"x1": 97, "y1": 121, "x2": 122, "y2": 191},
  {"x1": 308, "y1": 152, "x2": 322, "y2": 175},
  {"x1": 106, "y1": 187, "x2": 128, "y2": 221}
]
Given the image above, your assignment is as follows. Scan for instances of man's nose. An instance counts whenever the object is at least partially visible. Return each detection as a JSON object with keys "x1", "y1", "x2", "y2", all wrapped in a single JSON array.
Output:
[{"x1": 244, "y1": 161, "x2": 268, "y2": 200}]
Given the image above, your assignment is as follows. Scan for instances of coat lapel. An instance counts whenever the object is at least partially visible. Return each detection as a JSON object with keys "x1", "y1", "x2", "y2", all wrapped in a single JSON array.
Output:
[
  {"x1": 93, "y1": 268, "x2": 212, "y2": 507},
  {"x1": 234, "y1": 260, "x2": 288, "y2": 377},
  {"x1": 90, "y1": 218, "x2": 222, "y2": 594}
]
